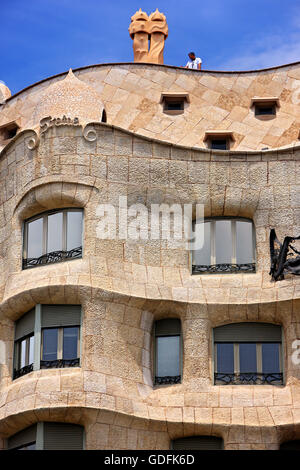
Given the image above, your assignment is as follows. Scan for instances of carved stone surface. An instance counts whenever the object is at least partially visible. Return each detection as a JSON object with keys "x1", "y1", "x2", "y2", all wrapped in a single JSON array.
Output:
[
  {"x1": 0, "y1": 81, "x2": 11, "y2": 104},
  {"x1": 32, "y1": 69, "x2": 105, "y2": 127},
  {"x1": 129, "y1": 8, "x2": 168, "y2": 64}
]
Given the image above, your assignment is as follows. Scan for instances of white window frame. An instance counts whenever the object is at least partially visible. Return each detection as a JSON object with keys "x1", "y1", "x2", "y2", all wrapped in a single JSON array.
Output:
[
  {"x1": 192, "y1": 217, "x2": 256, "y2": 273},
  {"x1": 23, "y1": 208, "x2": 83, "y2": 263}
]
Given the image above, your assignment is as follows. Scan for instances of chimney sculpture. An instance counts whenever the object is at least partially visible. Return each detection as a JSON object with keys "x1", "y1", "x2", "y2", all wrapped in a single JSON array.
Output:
[{"x1": 129, "y1": 8, "x2": 168, "y2": 64}]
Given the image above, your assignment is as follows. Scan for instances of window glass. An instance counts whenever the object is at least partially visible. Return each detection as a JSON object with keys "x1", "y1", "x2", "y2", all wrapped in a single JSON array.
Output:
[
  {"x1": 255, "y1": 105, "x2": 275, "y2": 116},
  {"x1": 29, "y1": 336, "x2": 34, "y2": 365},
  {"x1": 236, "y1": 221, "x2": 253, "y2": 264},
  {"x1": 165, "y1": 101, "x2": 183, "y2": 111},
  {"x1": 47, "y1": 212, "x2": 63, "y2": 253},
  {"x1": 193, "y1": 221, "x2": 211, "y2": 266},
  {"x1": 239, "y1": 343, "x2": 257, "y2": 373},
  {"x1": 42, "y1": 328, "x2": 58, "y2": 361},
  {"x1": 216, "y1": 343, "x2": 234, "y2": 373},
  {"x1": 27, "y1": 218, "x2": 43, "y2": 258},
  {"x1": 20, "y1": 339, "x2": 26, "y2": 369},
  {"x1": 215, "y1": 220, "x2": 232, "y2": 264},
  {"x1": 63, "y1": 327, "x2": 79, "y2": 360},
  {"x1": 156, "y1": 336, "x2": 180, "y2": 377},
  {"x1": 211, "y1": 139, "x2": 227, "y2": 150},
  {"x1": 262, "y1": 343, "x2": 280, "y2": 374},
  {"x1": 67, "y1": 211, "x2": 83, "y2": 250}
]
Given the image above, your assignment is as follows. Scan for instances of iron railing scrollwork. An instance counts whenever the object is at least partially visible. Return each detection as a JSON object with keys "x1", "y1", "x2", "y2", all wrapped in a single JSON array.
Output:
[
  {"x1": 192, "y1": 263, "x2": 256, "y2": 274},
  {"x1": 23, "y1": 246, "x2": 82, "y2": 269},
  {"x1": 214, "y1": 372, "x2": 283, "y2": 385},
  {"x1": 269, "y1": 229, "x2": 300, "y2": 281},
  {"x1": 13, "y1": 363, "x2": 34, "y2": 379},
  {"x1": 40, "y1": 358, "x2": 80, "y2": 369},
  {"x1": 155, "y1": 375, "x2": 181, "y2": 385}
]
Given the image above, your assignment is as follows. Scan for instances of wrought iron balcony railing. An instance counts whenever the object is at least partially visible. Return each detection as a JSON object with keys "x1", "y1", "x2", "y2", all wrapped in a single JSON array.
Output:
[
  {"x1": 155, "y1": 375, "x2": 181, "y2": 385},
  {"x1": 40, "y1": 358, "x2": 80, "y2": 369},
  {"x1": 193, "y1": 263, "x2": 256, "y2": 274},
  {"x1": 13, "y1": 363, "x2": 34, "y2": 379},
  {"x1": 214, "y1": 372, "x2": 283, "y2": 385},
  {"x1": 22, "y1": 246, "x2": 82, "y2": 269}
]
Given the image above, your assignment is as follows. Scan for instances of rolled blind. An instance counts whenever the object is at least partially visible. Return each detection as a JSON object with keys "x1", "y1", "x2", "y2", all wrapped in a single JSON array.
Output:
[
  {"x1": 172, "y1": 436, "x2": 223, "y2": 450},
  {"x1": 15, "y1": 309, "x2": 35, "y2": 341},
  {"x1": 155, "y1": 319, "x2": 181, "y2": 336},
  {"x1": 41, "y1": 305, "x2": 81, "y2": 328},
  {"x1": 214, "y1": 323, "x2": 281, "y2": 343},
  {"x1": 7, "y1": 424, "x2": 37, "y2": 450},
  {"x1": 43, "y1": 423, "x2": 84, "y2": 450}
]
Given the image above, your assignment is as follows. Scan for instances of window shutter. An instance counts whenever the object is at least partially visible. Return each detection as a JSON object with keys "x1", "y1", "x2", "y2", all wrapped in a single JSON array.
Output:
[
  {"x1": 41, "y1": 305, "x2": 81, "y2": 328},
  {"x1": 155, "y1": 318, "x2": 181, "y2": 336},
  {"x1": 172, "y1": 436, "x2": 223, "y2": 450},
  {"x1": 15, "y1": 309, "x2": 35, "y2": 340},
  {"x1": 7, "y1": 424, "x2": 37, "y2": 449},
  {"x1": 43, "y1": 423, "x2": 83, "y2": 450},
  {"x1": 214, "y1": 323, "x2": 281, "y2": 342}
]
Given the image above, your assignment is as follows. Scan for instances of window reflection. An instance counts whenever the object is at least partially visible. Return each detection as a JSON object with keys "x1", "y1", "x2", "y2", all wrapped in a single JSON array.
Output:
[
  {"x1": 42, "y1": 328, "x2": 58, "y2": 361},
  {"x1": 63, "y1": 327, "x2": 79, "y2": 360},
  {"x1": 23, "y1": 209, "x2": 83, "y2": 269},
  {"x1": 156, "y1": 336, "x2": 180, "y2": 377}
]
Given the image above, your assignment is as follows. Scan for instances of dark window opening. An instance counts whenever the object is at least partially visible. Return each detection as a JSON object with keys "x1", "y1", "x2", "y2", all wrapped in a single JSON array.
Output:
[
  {"x1": 280, "y1": 440, "x2": 300, "y2": 450},
  {"x1": 101, "y1": 109, "x2": 107, "y2": 123},
  {"x1": 164, "y1": 100, "x2": 184, "y2": 111},
  {"x1": 210, "y1": 139, "x2": 228, "y2": 150},
  {"x1": 162, "y1": 96, "x2": 186, "y2": 114},
  {"x1": 255, "y1": 104, "x2": 276, "y2": 116},
  {"x1": 0, "y1": 122, "x2": 19, "y2": 142}
]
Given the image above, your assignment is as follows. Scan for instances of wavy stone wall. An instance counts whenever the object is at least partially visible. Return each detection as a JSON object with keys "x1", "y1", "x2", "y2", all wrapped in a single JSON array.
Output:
[
  {"x1": 0, "y1": 122, "x2": 299, "y2": 449},
  {"x1": 1, "y1": 62, "x2": 300, "y2": 151}
]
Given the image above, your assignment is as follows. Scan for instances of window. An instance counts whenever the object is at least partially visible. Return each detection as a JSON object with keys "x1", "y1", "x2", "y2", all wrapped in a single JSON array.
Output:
[
  {"x1": 41, "y1": 326, "x2": 80, "y2": 369},
  {"x1": 160, "y1": 93, "x2": 189, "y2": 115},
  {"x1": 23, "y1": 208, "x2": 83, "y2": 269},
  {"x1": 0, "y1": 121, "x2": 19, "y2": 144},
  {"x1": 204, "y1": 131, "x2": 235, "y2": 151},
  {"x1": 7, "y1": 425, "x2": 36, "y2": 450},
  {"x1": 210, "y1": 139, "x2": 228, "y2": 150},
  {"x1": 13, "y1": 305, "x2": 81, "y2": 379},
  {"x1": 7, "y1": 423, "x2": 84, "y2": 450},
  {"x1": 255, "y1": 104, "x2": 276, "y2": 116},
  {"x1": 101, "y1": 109, "x2": 107, "y2": 123},
  {"x1": 251, "y1": 97, "x2": 279, "y2": 118},
  {"x1": 14, "y1": 309, "x2": 35, "y2": 379},
  {"x1": 192, "y1": 218, "x2": 256, "y2": 274},
  {"x1": 172, "y1": 436, "x2": 223, "y2": 450},
  {"x1": 214, "y1": 323, "x2": 283, "y2": 385},
  {"x1": 154, "y1": 319, "x2": 181, "y2": 385}
]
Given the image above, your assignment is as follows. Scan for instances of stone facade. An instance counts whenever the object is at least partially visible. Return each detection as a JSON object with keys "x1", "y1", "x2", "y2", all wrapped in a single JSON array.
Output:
[
  {"x1": 2, "y1": 62, "x2": 300, "y2": 151},
  {"x1": 0, "y1": 58, "x2": 299, "y2": 450}
]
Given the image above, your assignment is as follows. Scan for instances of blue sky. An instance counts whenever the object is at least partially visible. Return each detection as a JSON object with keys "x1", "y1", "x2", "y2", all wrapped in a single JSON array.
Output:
[{"x1": 1, "y1": 0, "x2": 300, "y2": 95}]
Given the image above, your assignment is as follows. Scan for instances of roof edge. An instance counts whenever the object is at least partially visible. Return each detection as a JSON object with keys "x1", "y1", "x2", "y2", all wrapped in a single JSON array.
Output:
[{"x1": 4, "y1": 60, "x2": 300, "y2": 104}]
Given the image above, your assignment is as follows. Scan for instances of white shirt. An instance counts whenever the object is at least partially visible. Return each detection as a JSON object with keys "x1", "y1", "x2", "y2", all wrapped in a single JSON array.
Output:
[{"x1": 186, "y1": 57, "x2": 202, "y2": 69}]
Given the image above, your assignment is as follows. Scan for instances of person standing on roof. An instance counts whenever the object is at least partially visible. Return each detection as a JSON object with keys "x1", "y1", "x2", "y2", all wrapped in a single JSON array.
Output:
[{"x1": 185, "y1": 52, "x2": 202, "y2": 70}]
